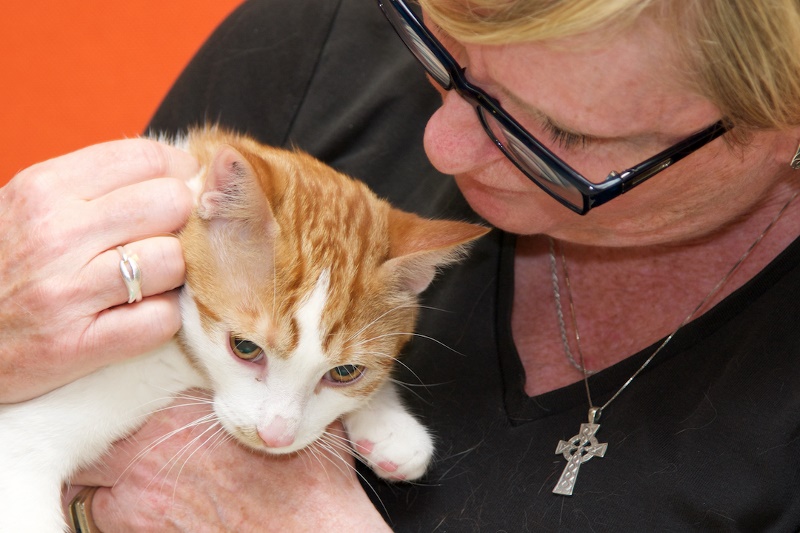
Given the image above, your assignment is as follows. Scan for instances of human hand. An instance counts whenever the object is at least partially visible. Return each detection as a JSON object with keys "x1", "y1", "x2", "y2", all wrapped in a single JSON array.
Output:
[
  {"x1": 0, "y1": 139, "x2": 198, "y2": 402},
  {"x1": 66, "y1": 396, "x2": 391, "y2": 532}
]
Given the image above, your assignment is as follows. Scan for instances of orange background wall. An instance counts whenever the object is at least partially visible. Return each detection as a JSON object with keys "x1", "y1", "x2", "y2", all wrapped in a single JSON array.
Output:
[{"x1": 0, "y1": 1, "x2": 243, "y2": 187}]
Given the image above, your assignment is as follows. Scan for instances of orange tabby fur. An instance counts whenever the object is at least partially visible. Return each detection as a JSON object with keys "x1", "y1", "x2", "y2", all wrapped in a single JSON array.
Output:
[
  {"x1": 0, "y1": 128, "x2": 488, "y2": 533},
  {"x1": 180, "y1": 128, "x2": 489, "y2": 400}
]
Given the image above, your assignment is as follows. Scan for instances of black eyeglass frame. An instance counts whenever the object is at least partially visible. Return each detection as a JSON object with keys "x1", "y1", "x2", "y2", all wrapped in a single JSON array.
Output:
[{"x1": 378, "y1": 0, "x2": 730, "y2": 215}]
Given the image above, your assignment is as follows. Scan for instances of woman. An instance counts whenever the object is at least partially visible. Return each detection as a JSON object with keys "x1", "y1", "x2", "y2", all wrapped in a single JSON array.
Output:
[{"x1": 4, "y1": 0, "x2": 799, "y2": 530}]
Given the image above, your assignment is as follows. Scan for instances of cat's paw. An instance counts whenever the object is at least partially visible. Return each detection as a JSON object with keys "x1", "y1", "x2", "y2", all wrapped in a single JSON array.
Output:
[{"x1": 345, "y1": 409, "x2": 434, "y2": 482}]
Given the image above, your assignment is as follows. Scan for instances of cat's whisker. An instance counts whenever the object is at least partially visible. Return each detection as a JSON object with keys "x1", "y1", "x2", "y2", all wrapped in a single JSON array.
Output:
[
  {"x1": 407, "y1": 332, "x2": 464, "y2": 356},
  {"x1": 342, "y1": 303, "x2": 455, "y2": 349},
  {"x1": 314, "y1": 433, "x2": 390, "y2": 517},
  {"x1": 312, "y1": 435, "x2": 371, "y2": 487},
  {"x1": 303, "y1": 441, "x2": 343, "y2": 480},
  {"x1": 311, "y1": 440, "x2": 351, "y2": 479},
  {"x1": 147, "y1": 401, "x2": 214, "y2": 417},
  {"x1": 191, "y1": 422, "x2": 230, "y2": 462},
  {"x1": 297, "y1": 443, "x2": 322, "y2": 472},
  {"x1": 416, "y1": 303, "x2": 455, "y2": 314},
  {"x1": 348, "y1": 331, "x2": 418, "y2": 345},
  {"x1": 115, "y1": 412, "x2": 219, "y2": 485},
  {"x1": 129, "y1": 391, "x2": 214, "y2": 423},
  {"x1": 348, "y1": 331, "x2": 465, "y2": 357},
  {"x1": 170, "y1": 390, "x2": 215, "y2": 403},
  {"x1": 168, "y1": 424, "x2": 228, "y2": 502},
  {"x1": 388, "y1": 379, "x2": 435, "y2": 405},
  {"x1": 342, "y1": 303, "x2": 418, "y2": 346},
  {"x1": 146, "y1": 418, "x2": 223, "y2": 497},
  {"x1": 206, "y1": 428, "x2": 236, "y2": 456},
  {"x1": 390, "y1": 378, "x2": 451, "y2": 388},
  {"x1": 358, "y1": 350, "x2": 427, "y2": 386},
  {"x1": 318, "y1": 429, "x2": 362, "y2": 452}
]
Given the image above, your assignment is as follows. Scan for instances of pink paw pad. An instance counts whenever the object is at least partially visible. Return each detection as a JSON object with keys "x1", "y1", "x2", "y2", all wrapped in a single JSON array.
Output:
[
  {"x1": 355, "y1": 439, "x2": 374, "y2": 456},
  {"x1": 377, "y1": 460, "x2": 399, "y2": 473}
]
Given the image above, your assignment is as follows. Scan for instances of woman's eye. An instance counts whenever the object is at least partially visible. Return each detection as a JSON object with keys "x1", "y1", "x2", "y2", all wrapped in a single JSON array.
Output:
[
  {"x1": 326, "y1": 364, "x2": 365, "y2": 384},
  {"x1": 541, "y1": 118, "x2": 591, "y2": 149},
  {"x1": 229, "y1": 335, "x2": 264, "y2": 362}
]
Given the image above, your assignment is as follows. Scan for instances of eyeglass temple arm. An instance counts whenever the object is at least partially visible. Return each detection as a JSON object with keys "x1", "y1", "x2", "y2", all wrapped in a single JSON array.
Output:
[{"x1": 613, "y1": 120, "x2": 729, "y2": 192}]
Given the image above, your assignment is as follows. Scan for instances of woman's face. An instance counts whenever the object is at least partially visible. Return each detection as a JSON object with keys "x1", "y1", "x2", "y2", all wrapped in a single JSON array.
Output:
[{"x1": 421, "y1": 16, "x2": 794, "y2": 246}]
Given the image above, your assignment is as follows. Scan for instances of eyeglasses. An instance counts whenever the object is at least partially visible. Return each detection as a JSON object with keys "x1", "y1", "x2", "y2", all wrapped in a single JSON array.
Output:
[{"x1": 377, "y1": 0, "x2": 729, "y2": 215}]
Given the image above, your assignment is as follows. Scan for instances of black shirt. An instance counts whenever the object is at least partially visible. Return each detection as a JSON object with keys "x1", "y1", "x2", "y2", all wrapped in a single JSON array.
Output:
[{"x1": 148, "y1": 1, "x2": 800, "y2": 530}]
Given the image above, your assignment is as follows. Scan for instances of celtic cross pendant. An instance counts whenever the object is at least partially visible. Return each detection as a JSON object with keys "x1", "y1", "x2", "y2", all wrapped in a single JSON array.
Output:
[{"x1": 553, "y1": 409, "x2": 607, "y2": 496}]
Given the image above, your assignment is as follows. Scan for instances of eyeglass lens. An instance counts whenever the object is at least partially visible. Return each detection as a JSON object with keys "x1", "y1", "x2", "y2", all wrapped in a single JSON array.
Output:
[
  {"x1": 479, "y1": 109, "x2": 585, "y2": 206},
  {"x1": 383, "y1": 3, "x2": 451, "y2": 87},
  {"x1": 383, "y1": 0, "x2": 586, "y2": 211}
]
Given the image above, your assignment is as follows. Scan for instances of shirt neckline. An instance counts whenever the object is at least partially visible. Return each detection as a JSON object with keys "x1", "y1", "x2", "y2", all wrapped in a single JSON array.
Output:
[{"x1": 495, "y1": 231, "x2": 800, "y2": 425}]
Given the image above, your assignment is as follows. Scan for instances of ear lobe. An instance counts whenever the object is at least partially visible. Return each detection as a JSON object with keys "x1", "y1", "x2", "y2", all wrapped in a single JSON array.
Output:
[{"x1": 384, "y1": 209, "x2": 489, "y2": 294}]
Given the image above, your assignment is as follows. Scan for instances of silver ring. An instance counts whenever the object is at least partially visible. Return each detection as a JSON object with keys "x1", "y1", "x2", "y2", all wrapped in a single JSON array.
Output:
[{"x1": 116, "y1": 246, "x2": 142, "y2": 304}]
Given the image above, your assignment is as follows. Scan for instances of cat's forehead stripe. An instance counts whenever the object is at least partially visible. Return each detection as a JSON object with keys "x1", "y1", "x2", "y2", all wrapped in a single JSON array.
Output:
[{"x1": 281, "y1": 269, "x2": 330, "y2": 361}]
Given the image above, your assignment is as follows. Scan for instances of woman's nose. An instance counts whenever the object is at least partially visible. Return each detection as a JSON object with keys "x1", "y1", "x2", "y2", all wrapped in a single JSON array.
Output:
[{"x1": 423, "y1": 90, "x2": 502, "y2": 175}]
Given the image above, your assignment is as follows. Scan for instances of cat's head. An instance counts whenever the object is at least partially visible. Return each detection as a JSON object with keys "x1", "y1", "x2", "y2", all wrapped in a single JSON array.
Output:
[{"x1": 177, "y1": 129, "x2": 488, "y2": 454}]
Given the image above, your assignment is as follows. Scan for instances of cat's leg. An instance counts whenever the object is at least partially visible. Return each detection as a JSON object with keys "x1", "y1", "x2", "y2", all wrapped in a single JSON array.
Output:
[
  {"x1": 343, "y1": 381, "x2": 434, "y2": 481},
  {"x1": 0, "y1": 341, "x2": 205, "y2": 533}
]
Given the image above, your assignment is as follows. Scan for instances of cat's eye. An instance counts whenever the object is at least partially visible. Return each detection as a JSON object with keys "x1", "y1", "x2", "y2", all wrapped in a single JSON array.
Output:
[
  {"x1": 229, "y1": 335, "x2": 264, "y2": 362},
  {"x1": 326, "y1": 364, "x2": 365, "y2": 384}
]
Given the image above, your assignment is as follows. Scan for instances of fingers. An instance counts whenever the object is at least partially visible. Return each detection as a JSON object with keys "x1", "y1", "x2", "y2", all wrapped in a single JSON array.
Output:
[
  {"x1": 61, "y1": 486, "x2": 117, "y2": 533},
  {"x1": 25, "y1": 138, "x2": 200, "y2": 200},
  {"x1": 82, "y1": 290, "x2": 184, "y2": 368},
  {"x1": 0, "y1": 289, "x2": 184, "y2": 403},
  {"x1": 66, "y1": 402, "x2": 390, "y2": 531},
  {"x1": 82, "y1": 176, "x2": 195, "y2": 252},
  {"x1": 0, "y1": 140, "x2": 199, "y2": 404},
  {"x1": 86, "y1": 488, "x2": 118, "y2": 533},
  {"x1": 81, "y1": 236, "x2": 185, "y2": 309}
]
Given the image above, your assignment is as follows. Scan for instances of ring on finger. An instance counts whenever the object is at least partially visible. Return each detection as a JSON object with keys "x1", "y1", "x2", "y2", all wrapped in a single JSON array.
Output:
[
  {"x1": 69, "y1": 486, "x2": 102, "y2": 533},
  {"x1": 116, "y1": 245, "x2": 143, "y2": 304}
]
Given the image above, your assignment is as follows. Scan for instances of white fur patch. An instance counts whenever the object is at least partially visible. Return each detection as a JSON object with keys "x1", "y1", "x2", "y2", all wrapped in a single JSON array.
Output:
[{"x1": 294, "y1": 269, "x2": 330, "y2": 357}]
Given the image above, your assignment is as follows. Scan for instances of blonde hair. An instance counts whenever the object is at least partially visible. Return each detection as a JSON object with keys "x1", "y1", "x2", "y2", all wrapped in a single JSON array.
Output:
[{"x1": 419, "y1": 0, "x2": 800, "y2": 132}]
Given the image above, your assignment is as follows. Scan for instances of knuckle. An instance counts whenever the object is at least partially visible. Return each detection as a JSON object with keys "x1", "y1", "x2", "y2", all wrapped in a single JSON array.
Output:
[
  {"x1": 150, "y1": 304, "x2": 182, "y2": 341},
  {"x1": 163, "y1": 297, "x2": 183, "y2": 335},
  {"x1": 16, "y1": 165, "x2": 58, "y2": 205},
  {"x1": 128, "y1": 138, "x2": 197, "y2": 182},
  {"x1": 162, "y1": 293, "x2": 183, "y2": 335},
  {"x1": 35, "y1": 276, "x2": 77, "y2": 308},
  {"x1": 131, "y1": 139, "x2": 173, "y2": 179},
  {"x1": 163, "y1": 238, "x2": 186, "y2": 278},
  {"x1": 159, "y1": 178, "x2": 194, "y2": 228},
  {"x1": 30, "y1": 216, "x2": 72, "y2": 257}
]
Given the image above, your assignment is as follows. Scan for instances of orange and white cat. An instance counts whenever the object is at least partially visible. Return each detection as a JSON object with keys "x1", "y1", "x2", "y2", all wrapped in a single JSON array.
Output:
[{"x1": 0, "y1": 128, "x2": 488, "y2": 532}]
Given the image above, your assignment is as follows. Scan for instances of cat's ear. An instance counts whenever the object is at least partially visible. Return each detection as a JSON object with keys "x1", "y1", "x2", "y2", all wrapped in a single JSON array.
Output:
[
  {"x1": 197, "y1": 144, "x2": 271, "y2": 220},
  {"x1": 384, "y1": 208, "x2": 489, "y2": 294}
]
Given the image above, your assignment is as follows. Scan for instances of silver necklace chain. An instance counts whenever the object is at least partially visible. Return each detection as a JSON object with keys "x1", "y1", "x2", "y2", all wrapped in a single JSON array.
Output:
[
  {"x1": 548, "y1": 243, "x2": 596, "y2": 376},
  {"x1": 549, "y1": 191, "x2": 798, "y2": 496}
]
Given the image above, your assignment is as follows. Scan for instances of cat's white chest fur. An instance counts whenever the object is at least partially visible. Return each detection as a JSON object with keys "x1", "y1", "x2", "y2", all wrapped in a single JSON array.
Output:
[
  {"x1": 0, "y1": 275, "x2": 434, "y2": 533},
  {"x1": 0, "y1": 341, "x2": 206, "y2": 532}
]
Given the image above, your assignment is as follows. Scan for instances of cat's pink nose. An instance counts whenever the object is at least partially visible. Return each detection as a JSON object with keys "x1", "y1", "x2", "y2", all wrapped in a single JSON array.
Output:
[{"x1": 257, "y1": 416, "x2": 296, "y2": 448}]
